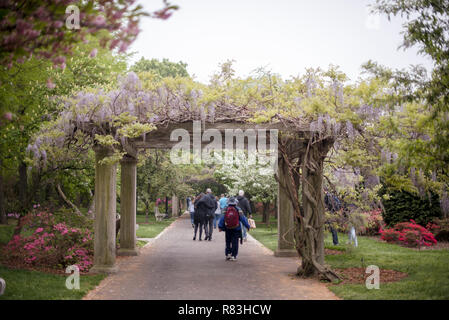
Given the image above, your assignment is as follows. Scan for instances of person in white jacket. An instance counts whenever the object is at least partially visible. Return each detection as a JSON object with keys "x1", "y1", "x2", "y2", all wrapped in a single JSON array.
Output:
[
  {"x1": 188, "y1": 196, "x2": 195, "y2": 228},
  {"x1": 348, "y1": 226, "x2": 358, "y2": 247},
  {"x1": 213, "y1": 196, "x2": 221, "y2": 229}
]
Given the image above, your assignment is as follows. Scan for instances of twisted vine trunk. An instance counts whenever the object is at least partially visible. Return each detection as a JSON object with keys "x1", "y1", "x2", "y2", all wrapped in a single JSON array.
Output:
[
  {"x1": 278, "y1": 135, "x2": 339, "y2": 282},
  {"x1": 297, "y1": 137, "x2": 339, "y2": 281},
  {"x1": 297, "y1": 142, "x2": 325, "y2": 274}
]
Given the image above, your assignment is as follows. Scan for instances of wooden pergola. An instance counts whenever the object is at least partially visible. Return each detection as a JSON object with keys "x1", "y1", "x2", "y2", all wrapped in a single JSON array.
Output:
[{"x1": 89, "y1": 120, "x2": 333, "y2": 274}]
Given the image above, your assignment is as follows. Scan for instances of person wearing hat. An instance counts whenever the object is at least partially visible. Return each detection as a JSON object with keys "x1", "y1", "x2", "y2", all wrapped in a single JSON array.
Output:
[{"x1": 218, "y1": 197, "x2": 251, "y2": 261}]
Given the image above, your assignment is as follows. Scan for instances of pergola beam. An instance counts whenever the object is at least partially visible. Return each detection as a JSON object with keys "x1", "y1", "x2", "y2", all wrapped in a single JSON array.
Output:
[{"x1": 130, "y1": 121, "x2": 308, "y2": 150}]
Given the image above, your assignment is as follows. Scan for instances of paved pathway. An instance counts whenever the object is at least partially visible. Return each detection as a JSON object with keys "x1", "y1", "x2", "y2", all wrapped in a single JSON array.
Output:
[{"x1": 84, "y1": 214, "x2": 338, "y2": 300}]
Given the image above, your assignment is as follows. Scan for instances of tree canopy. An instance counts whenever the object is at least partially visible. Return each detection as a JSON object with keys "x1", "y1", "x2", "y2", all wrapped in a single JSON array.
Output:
[{"x1": 131, "y1": 57, "x2": 189, "y2": 79}]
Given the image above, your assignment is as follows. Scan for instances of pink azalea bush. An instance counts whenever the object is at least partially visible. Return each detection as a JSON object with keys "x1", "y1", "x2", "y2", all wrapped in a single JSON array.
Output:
[
  {"x1": 7, "y1": 212, "x2": 20, "y2": 219},
  {"x1": 380, "y1": 219, "x2": 437, "y2": 248},
  {"x1": 3, "y1": 211, "x2": 93, "y2": 272},
  {"x1": 155, "y1": 198, "x2": 172, "y2": 212}
]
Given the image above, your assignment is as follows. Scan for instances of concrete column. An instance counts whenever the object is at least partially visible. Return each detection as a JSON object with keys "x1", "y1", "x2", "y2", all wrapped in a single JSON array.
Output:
[
  {"x1": 275, "y1": 158, "x2": 297, "y2": 257},
  {"x1": 90, "y1": 146, "x2": 119, "y2": 274},
  {"x1": 118, "y1": 155, "x2": 139, "y2": 256},
  {"x1": 172, "y1": 195, "x2": 179, "y2": 217}
]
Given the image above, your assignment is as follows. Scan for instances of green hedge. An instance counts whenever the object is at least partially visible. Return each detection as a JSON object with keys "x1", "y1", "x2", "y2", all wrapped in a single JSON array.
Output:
[{"x1": 380, "y1": 187, "x2": 441, "y2": 226}]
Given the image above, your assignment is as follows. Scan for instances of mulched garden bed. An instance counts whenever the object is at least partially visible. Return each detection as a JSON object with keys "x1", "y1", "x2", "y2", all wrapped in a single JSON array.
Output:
[
  {"x1": 330, "y1": 267, "x2": 408, "y2": 285},
  {"x1": 410, "y1": 241, "x2": 449, "y2": 251},
  {"x1": 325, "y1": 248, "x2": 345, "y2": 255}
]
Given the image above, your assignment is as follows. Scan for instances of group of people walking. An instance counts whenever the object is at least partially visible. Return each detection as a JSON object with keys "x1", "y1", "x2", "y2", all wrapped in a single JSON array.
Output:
[{"x1": 187, "y1": 189, "x2": 252, "y2": 261}]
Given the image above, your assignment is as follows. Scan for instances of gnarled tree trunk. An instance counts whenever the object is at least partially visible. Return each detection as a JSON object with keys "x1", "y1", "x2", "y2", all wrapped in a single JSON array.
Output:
[
  {"x1": 277, "y1": 135, "x2": 339, "y2": 282},
  {"x1": 56, "y1": 183, "x2": 83, "y2": 216},
  {"x1": 143, "y1": 199, "x2": 150, "y2": 223},
  {"x1": 262, "y1": 202, "x2": 270, "y2": 224},
  {"x1": 18, "y1": 161, "x2": 28, "y2": 213},
  {"x1": 0, "y1": 159, "x2": 7, "y2": 225},
  {"x1": 13, "y1": 161, "x2": 29, "y2": 236},
  {"x1": 298, "y1": 137, "x2": 339, "y2": 281}
]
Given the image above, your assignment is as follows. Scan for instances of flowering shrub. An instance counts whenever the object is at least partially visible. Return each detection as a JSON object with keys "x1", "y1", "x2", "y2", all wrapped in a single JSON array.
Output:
[
  {"x1": 427, "y1": 218, "x2": 449, "y2": 242},
  {"x1": 325, "y1": 208, "x2": 386, "y2": 236},
  {"x1": 7, "y1": 212, "x2": 20, "y2": 219},
  {"x1": 426, "y1": 221, "x2": 441, "y2": 236},
  {"x1": 380, "y1": 220, "x2": 437, "y2": 247},
  {"x1": 2, "y1": 210, "x2": 93, "y2": 272},
  {"x1": 325, "y1": 209, "x2": 374, "y2": 235},
  {"x1": 155, "y1": 198, "x2": 172, "y2": 212},
  {"x1": 360, "y1": 209, "x2": 385, "y2": 236}
]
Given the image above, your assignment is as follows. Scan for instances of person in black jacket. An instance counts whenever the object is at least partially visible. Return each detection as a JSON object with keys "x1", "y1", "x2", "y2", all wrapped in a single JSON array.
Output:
[
  {"x1": 203, "y1": 188, "x2": 217, "y2": 241},
  {"x1": 236, "y1": 190, "x2": 251, "y2": 241},
  {"x1": 193, "y1": 193, "x2": 205, "y2": 241},
  {"x1": 324, "y1": 188, "x2": 341, "y2": 245},
  {"x1": 194, "y1": 190, "x2": 216, "y2": 241}
]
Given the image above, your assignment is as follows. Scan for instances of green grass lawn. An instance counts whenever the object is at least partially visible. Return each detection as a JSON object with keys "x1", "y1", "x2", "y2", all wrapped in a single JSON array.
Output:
[
  {"x1": 249, "y1": 215, "x2": 278, "y2": 251},
  {"x1": 324, "y1": 234, "x2": 449, "y2": 300},
  {"x1": 0, "y1": 265, "x2": 105, "y2": 300},
  {"x1": 0, "y1": 219, "x2": 17, "y2": 245},
  {"x1": 136, "y1": 214, "x2": 176, "y2": 238},
  {"x1": 249, "y1": 214, "x2": 449, "y2": 300}
]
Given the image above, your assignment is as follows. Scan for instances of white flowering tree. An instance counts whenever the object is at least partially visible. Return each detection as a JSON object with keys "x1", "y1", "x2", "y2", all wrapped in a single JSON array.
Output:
[{"x1": 214, "y1": 161, "x2": 277, "y2": 224}]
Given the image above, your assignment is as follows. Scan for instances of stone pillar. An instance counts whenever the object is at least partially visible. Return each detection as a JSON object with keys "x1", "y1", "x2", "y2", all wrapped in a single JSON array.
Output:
[
  {"x1": 172, "y1": 195, "x2": 179, "y2": 217},
  {"x1": 274, "y1": 158, "x2": 297, "y2": 257},
  {"x1": 90, "y1": 146, "x2": 119, "y2": 274},
  {"x1": 118, "y1": 155, "x2": 138, "y2": 256}
]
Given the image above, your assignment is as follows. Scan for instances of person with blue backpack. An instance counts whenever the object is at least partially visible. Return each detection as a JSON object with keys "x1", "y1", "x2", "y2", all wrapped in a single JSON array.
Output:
[{"x1": 218, "y1": 197, "x2": 251, "y2": 261}]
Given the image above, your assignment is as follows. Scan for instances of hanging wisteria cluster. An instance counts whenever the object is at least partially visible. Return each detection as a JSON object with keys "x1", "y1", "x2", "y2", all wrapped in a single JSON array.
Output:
[
  {"x1": 308, "y1": 114, "x2": 342, "y2": 137},
  {"x1": 331, "y1": 168, "x2": 362, "y2": 189}
]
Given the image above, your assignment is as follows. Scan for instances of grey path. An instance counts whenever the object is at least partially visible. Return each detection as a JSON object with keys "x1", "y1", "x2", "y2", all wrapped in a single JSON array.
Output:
[{"x1": 84, "y1": 214, "x2": 338, "y2": 300}]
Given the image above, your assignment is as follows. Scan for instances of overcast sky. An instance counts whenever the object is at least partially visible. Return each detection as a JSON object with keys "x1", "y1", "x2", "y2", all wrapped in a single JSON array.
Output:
[{"x1": 129, "y1": 0, "x2": 433, "y2": 83}]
